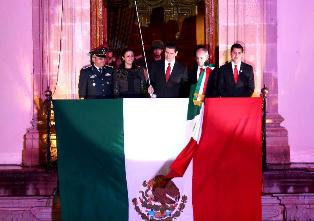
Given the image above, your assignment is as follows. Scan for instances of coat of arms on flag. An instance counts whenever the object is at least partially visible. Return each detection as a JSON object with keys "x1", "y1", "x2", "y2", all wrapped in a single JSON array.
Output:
[{"x1": 132, "y1": 175, "x2": 187, "y2": 220}]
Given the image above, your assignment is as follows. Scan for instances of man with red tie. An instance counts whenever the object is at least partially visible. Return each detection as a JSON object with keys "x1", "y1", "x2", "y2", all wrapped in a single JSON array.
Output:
[
  {"x1": 218, "y1": 43, "x2": 255, "y2": 97},
  {"x1": 148, "y1": 42, "x2": 188, "y2": 98}
]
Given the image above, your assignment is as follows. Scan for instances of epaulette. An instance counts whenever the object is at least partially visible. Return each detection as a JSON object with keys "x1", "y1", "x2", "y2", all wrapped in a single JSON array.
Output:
[
  {"x1": 105, "y1": 65, "x2": 114, "y2": 69},
  {"x1": 82, "y1": 64, "x2": 92, "y2": 69}
]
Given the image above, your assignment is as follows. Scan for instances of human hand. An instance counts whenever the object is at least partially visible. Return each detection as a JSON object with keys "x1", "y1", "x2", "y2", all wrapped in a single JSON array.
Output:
[{"x1": 148, "y1": 85, "x2": 155, "y2": 96}]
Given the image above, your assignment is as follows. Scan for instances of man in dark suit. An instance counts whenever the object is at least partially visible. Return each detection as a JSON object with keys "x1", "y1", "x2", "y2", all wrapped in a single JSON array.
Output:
[
  {"x1": 218, "y1": 43, "x2": 255, "y2": 97},
  {"x1": 188, "y1": 47, "x2": 218, "y2": 97},
  {"x1": 148, "y1": 42, "x2": 188, "y2": 98},
  {"x1": 78, "y1": 48, "x2": 114, "y2": 99}
]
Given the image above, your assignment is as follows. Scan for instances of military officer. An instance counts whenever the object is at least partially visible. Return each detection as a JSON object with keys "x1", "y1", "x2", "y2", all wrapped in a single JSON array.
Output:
[{"x1": 78, "y1": 48, "x2": 114, "y2": 99}]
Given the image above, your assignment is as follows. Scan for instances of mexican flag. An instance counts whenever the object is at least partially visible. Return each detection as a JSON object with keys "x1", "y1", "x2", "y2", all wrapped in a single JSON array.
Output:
[
  {"x1": 54, "y1": 99, "x2": 194, "y2": 221},
  {"x1": 54, "y1": 70, "x2": 262, "y2": 221}
]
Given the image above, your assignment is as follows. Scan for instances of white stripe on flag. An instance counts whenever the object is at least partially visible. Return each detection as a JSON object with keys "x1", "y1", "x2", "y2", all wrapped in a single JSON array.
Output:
[{"x1": 123, "y1": 98, "x2": 194, "y2": 221}]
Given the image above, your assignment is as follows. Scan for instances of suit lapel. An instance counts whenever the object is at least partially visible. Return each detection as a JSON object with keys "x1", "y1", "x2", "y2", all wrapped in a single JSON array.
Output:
[
  {"x1": 192, "y1": 65, "x2": 198, "y2": 83},
  {"x1": 236, "y1": 63, "x2": 245, "y2": 85},
  {"x1": 239, "y1": 63, "x2": 243, "y2": 78},
  {"x1": 227, "y1": 62, "x2": 235, "y2": 84}
]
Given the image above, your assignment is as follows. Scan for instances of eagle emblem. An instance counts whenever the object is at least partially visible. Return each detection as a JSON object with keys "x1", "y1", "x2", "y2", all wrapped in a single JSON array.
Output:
[{"x1": 132, "y1": 175, "x2": 187, "y2": 221}]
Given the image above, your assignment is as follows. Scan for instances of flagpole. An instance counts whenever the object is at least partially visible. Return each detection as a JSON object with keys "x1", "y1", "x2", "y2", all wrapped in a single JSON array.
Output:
[
  {"x1": 134, "y1": 1, "x2": 146, "y2": 66},
  {"x1": 134, "y1": 0, "x2": 150, "y2": 84}
]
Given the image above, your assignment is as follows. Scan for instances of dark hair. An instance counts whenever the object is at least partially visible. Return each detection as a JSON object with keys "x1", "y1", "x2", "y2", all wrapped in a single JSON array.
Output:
[
  {"x1": 121, "y1": 48, "x2": 134, "y2": 57},
  {"x1": 231, "y1": 43, "x2": 244, "y2": 52},
  {"x1": 165, "y1": 42, "x2": 177, "y2": 51}
]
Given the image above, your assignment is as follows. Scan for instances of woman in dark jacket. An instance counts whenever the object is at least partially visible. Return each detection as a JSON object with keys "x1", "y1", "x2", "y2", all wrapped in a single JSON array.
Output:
[{"x1": 113, "y1": 48, "x2": 148, "y2": 98}]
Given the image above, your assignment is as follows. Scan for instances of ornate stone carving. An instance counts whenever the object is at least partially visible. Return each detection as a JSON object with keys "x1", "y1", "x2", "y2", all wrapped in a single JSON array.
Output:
[
  {"x1": 205, "y1": 0, "x2": 218, "y2": 64},
  {"x1": 91, "y1": 0, "x2": 107, "y2": 49}
]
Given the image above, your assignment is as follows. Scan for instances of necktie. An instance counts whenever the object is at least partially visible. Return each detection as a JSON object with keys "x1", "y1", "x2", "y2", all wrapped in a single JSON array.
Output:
[
  {"x1": 166, "y1": 63, "x2": 171, "y2": 82},
  {"x1": 234, "y1": 65, "x2": 239, "y2": 83}
]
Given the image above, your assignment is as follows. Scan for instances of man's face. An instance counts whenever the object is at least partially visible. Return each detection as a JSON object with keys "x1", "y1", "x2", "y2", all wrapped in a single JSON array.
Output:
[
  {"x1": 165, "y1": 47, "x2": 178, "y2": 63},
  {"x1": 196, "y1": 50, "x2": 209, "y2": 67},
  {"x1": 153, "y1": 48, "x2": 163, "y2": 57},
  {"x1": 231, "y1": 48, "x2": 243, "y2": 64},
  {"x1": 92, "y1": 55, "x2": 105, "y2": 68}
]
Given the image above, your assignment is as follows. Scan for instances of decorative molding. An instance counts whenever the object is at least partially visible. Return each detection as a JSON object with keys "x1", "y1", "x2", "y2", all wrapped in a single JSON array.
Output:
[
  {"x1": 90, "y1": 0, "x2": 107, "y2": 49},
  {"x1": 205, "y1": 0, "x2": 218, "y2": 64}
]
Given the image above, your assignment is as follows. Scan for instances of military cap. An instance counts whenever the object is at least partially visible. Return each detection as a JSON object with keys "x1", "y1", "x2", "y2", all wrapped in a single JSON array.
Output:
[
  {"x1": 151, "y1": 40, "x2": 164, "y2": 49},
  {"x1": 89, "y1": 47, "x2": 107, "y2": 57}
]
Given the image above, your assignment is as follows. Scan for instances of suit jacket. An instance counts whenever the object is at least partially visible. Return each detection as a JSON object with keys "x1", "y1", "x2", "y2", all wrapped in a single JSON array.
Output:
[
  {"x1": 188, "y1": 65, "x2": 219, "y2": 97},
  {"x1": 218, "y1": 62, "x2": 255, "y2": 97},
  {"x1": 78, "y1": 65, "x2": 113, "y2": 99},
  {"x1": 149, "y1": 60, "x2": 189, "y2": 98}
]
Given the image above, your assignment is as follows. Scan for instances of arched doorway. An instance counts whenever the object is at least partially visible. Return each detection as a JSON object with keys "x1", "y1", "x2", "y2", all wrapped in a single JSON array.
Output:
[{"x1": 90, "y1": 0, "x2": 218, "y2": 69}]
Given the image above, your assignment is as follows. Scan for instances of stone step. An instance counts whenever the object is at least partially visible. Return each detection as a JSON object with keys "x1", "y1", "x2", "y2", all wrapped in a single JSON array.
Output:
[{"x1": 0, "y1": 165, "x2": 313, "y2": 220}]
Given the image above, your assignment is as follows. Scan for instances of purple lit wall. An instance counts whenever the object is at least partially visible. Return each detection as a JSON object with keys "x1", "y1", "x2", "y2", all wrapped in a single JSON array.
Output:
[
  {"x1": 0, "y1": 0, "x2": 313, "y2": 164},
  {"x1": 0, "y1": 0, "x2": 33, "y2": 164},
  {"x1": 278, "y1": 0, "x2": 314, "y2": 162}
]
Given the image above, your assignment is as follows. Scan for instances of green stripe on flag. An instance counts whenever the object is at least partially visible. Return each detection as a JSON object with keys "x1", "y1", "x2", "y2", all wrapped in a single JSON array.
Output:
[
  {"x1": 187, "y1": 84, "x2": 201, "y2": 120},
  {"x1": 54, "y1": 99, "x2": 128, "y2": 221}
]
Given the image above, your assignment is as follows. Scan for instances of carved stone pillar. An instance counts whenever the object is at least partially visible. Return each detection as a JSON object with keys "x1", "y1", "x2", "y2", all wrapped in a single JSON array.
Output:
[
  {"x1": 24, "y1": 0, "x2": 91, "y2": 166},
  {"x1": 23, "y1": 0, "x2": 48, "y2": 166},
  {"x1": 218, "y1": 0, "x2": 290, "y2": 165},
  {"x1": 263, "y1": 0, "x2": 290, "y2": 165}
]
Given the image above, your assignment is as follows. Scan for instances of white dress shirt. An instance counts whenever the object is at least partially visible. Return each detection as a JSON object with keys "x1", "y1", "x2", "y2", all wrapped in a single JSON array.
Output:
[{"x1": 231, "y1": 61, "x2": 242, "y2": 74}]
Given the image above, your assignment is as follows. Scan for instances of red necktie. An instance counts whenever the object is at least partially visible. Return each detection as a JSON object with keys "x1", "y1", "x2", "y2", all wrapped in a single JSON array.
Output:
[
  {"x1": 234, "y1": 65, "x2": 239, "y2": 83},
  {"x1": 166, "y1": 63, "x2": 171, "y2": 82}
]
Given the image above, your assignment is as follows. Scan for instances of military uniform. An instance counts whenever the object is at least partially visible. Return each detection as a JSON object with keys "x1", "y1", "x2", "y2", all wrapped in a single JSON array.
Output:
[
  {"x1": 78, "y1": 64, "x2": 114, "y2": 99},
  {"x1": 78, "y1": 47, "x2": 114, "y2": 99}
]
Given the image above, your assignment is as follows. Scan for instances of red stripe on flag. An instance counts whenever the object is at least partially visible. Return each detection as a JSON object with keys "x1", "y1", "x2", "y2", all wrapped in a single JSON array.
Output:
[
  {"x1": 200, "y1": 68, "x2": 212, "y2": 95},
  {"x1": 193, "y1": 98, "x2": 262, "y2": 221},
  {"x1": 166, "y1": 138, "x2": 198, "y2": 179}
]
